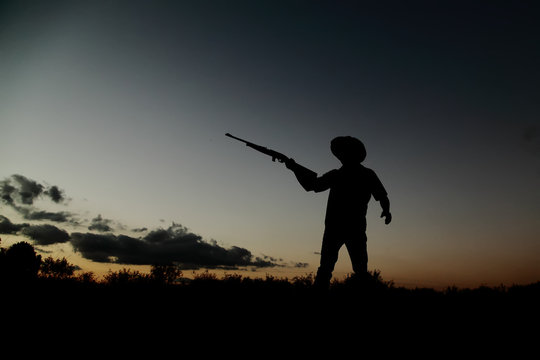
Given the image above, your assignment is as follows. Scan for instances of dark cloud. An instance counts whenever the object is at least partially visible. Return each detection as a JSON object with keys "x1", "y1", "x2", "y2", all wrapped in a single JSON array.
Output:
[
  {"x1": 70, "y1": 232, "x2": 122, "y2": 263},
  {"x1": 71, "y1": 223, "x2": 279, "y2": 269},
  {"x1": 44, "y1": 185, "x2": 65, "y2": 203},
  {"x1": 10, "y1": 174, "x2": 44, "y2": 205},
  {"x1": 0, "y1": 175, "x2": 67, "y2": 205},
  {"x1": 1, "y1": 178, "x2": 17, "y2": 205},
  {"x1": 261, "y1": 254, "x2": 280, "y2": 262},
  {"x1": 0, "y1": 215, "x2": 28, "y2": 234},
  {"x1": 0, "y1": 215, "x2": 69, "y2": 245},
  {"x1": 15, "y1": 206, "x2": 74, "y2": 223},
  {"x1": 0, "y1": 175, "x2": 73, "y2": 223},
  {"x1": 1, "y1": 212, "x2": 293, "y2": 270},
  {"x1": 251, "y1": 257, "x2": 280, "y2": 268},
  {"x1": 0, "y1": 175, "x2": 297, "y2": 269},
  {"x1": 21, "y1": 224, "x2": 70, "y2": 245},
  {"x1": 88, "y1": 214, "x2": 113, "y2": 232}
]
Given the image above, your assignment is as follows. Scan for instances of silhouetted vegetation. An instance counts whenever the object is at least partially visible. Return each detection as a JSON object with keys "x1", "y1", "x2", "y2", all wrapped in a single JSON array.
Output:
[
  {"x1": 40, "y1": 256, "x2": 77, "y2": 279},
  {"x1": 1, "y1": 241, "x2": 41, "y2": 282},
  {"x1": 2, "y1": 241, "x2": 539, "y2": 330}
]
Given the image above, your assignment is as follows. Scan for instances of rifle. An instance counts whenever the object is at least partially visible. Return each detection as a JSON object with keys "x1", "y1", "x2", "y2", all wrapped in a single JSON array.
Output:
[
  {"x1": 225, "y1": 133, "x2": 289, "y2": 162},
  {"x1": 225, "y1": 133, "x2": 318, "y2": 191}
]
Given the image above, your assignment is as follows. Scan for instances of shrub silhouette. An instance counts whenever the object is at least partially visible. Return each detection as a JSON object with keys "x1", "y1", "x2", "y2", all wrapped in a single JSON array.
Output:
[
  {"x1": 103, "y1": 268, "x2": 151, "y2": 286},
  {"x1": 74, "y1": 270, "x2": 96, "y2": 284},
  {"x1": 150, "y1": 264, "x2": 183, "y2": 285}
]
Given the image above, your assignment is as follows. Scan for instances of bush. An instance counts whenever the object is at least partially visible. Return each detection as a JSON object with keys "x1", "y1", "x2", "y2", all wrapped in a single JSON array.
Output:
[
  {"x1": 103, "y1": 268, "x2": 151, "y2": 286},
  {"x1": 150, "y1": 264, "x2": 183, "y2": 284},
  {"x1": 40, "y1": 257, "x2": 77, "y2": 279}
]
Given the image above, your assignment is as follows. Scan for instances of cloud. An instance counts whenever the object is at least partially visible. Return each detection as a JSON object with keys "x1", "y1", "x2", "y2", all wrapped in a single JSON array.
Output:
[
  {"x1": 21, "y1": 224, "x2": 70, "y2": 245},
  {"x1": 0, "y1": 175, "x2": 302, "y2": 270},
  {"x1": 0, "y1": 174, "x2": 67, "y2": 206},
  {"x1": 0, "y1": 215, "x2": 28, "y2": 234},
  {"x1": 0, "y1": 215, "x2": 69, "y2": 245},
  {"x1": 44, "y1": 185, "x2": 65, "y2": 203},
  {"x1": 0, "y1": 174, "x2": 74, "y2": 223},
  {"x1": 15, "y1": 206, "x2": 74, "y2": 223},
  {"x1": 9, "y1": 174, "x2": 43, "y2": 205},
  {"x1": 71, "y1": 223, "x2": 279, "y2": 269},
  {"x1": 0, "y1": 181, "x2": 15, "y2": 204},
  {"x1": 0, "y1": 213, "x2": 297, "y2": 271},
  {"x1": 88, "y1": 214, "x2": 113, "y2": 232}
]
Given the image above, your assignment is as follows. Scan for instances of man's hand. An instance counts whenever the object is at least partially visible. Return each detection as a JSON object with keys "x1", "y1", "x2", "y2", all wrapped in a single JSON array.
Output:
[
  {"x1": 285, "y1": 158, "x2": 296, "y2": 170},
  {"x1": 381, "y1": 211, "x2": 392, "y2": 225}
]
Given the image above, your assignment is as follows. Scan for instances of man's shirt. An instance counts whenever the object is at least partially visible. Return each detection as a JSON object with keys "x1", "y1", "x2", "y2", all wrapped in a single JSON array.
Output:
[{"x1": 311, "y1": 164, "x2": 387, "y2": 228}]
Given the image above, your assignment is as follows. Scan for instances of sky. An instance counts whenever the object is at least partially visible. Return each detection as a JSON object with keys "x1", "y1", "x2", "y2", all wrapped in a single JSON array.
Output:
[{"x1": 1, "y1": 0, "x2": 539, "y2": 288}]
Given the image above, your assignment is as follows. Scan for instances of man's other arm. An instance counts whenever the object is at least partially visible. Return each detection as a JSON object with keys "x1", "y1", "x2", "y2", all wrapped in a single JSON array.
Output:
[
  {"x1": 370, "y1": 169, "x2": 391, "y2": 225},
  {"x1": 379, "y1": 196, "x2": 392, "y2": 225}
]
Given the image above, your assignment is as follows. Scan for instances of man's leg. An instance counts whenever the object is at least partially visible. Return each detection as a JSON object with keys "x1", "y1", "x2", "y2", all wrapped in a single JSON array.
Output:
[
  {"x1": 314, "y1": 228, "x2": 343, "y2": 290},
  {"x1": 345, "y1": 231, "x2": 368, "y2": 277}
]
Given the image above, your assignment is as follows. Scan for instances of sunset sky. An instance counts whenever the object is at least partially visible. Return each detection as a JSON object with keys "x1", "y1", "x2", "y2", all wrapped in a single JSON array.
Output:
[{"x1": 1, "y1": 0, "x2": 539, "y2": 288}]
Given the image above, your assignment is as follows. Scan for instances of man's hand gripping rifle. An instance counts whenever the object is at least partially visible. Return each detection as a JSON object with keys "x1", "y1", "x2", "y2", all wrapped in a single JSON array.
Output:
[{"x1": 225, "y1": 133, "x2": 317, "y2": 191}]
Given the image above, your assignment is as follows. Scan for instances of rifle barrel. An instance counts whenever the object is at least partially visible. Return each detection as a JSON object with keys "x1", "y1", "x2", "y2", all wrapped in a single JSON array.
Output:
[{"x1": 225, "y1": 133, "x2": 248, "y2": 144}]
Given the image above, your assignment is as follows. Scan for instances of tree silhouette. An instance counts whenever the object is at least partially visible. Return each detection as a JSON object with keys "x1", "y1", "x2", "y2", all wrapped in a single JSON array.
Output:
[
  {"x1": 2, "y1": 241, "x2": 42, "y2": 282},
  {"x1": 40, "y1": 256, "x2": 76, "y2": 279}
]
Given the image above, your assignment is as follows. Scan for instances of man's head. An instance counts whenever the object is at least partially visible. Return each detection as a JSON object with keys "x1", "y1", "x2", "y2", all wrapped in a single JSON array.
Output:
[{"x1": 331, "y1": 136, "x2": 366, "y2": 164}]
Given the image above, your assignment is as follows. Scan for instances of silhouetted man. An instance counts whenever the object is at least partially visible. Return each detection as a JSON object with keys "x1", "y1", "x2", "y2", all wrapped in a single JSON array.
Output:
[{"x1": 285, "y1": 136, "x2": 391, "y2": 290}]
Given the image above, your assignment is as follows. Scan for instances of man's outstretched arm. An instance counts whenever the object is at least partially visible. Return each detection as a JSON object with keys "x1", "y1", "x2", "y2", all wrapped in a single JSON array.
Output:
[
  {"x1": 379, "y1": 196, "x2": 392, "y2": 225},
  {"x1": 285, "y1": 158, "x2": 331, "y2": 193}
]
